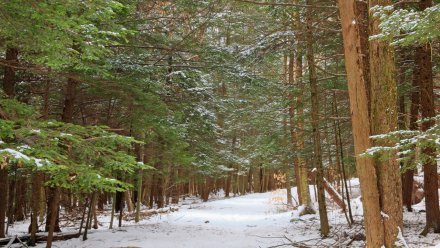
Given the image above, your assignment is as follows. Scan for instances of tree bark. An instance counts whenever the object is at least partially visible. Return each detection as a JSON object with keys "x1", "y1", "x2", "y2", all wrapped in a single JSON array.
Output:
[
  {"x1": 402, "y1": 46, "x2": 420, "y2": 212},
  {"x1": 29, "y1": 172, "x2": 43, "y2": 246},
  {"x1": 306, "y1": 0, "x2": 329, "y2": 236},
  {"x1": 46, "y1": 188, "x2": 60, "y2": 248},
  {"x1": 369, "y1": 0, "x2": 403, "y2": 245},
  {"x1": 14, "y1": 176, "x2": 25, "y2": 221},
  {"x1": 284, "y1": 53, "x2": 293, "y2": 206},
  {"x1": 3, "y1": 48, "x2": 18, "y2": 98},
  {"x1": 61, "y1": 78, "x2": 78, "y2": 123},
  {"x1": 293, "y1": 37, "x2": 313, "y2": 214},
  {"x1": 45, "y1": 187, "x2": 61, "y2": 233},
  {"x1": 418, "y1": 0, "x2": 440, "y2": 234},
  {"x1": 0, "y1": 164, "x2": 8, "y2": 238},
  {"x1": 338, "y1": 1, "x2": 385, "y2": 246}
]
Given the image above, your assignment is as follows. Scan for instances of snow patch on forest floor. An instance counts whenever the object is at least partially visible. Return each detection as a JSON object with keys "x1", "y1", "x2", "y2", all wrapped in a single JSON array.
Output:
[{"x1": 6, "y1": 180, "x2": 440, "y2": 247}]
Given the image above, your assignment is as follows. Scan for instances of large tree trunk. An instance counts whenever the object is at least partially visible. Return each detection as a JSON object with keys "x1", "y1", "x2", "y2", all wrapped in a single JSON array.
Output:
[
  {"x1": 338, "y1": 1, "x2": 385, "y2": 246},
  {"x1": 369, "y1": 0, "x2": 403, "y2": 246},
  {"x1": 418, "y1": 0, "x2": 440, "y2": 235},
  {"x1": 306, "y1": 0, "x2": 329, "y2": 236}
]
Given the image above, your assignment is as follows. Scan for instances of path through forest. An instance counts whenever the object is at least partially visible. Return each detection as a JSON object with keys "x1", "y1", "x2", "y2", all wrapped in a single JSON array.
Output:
[
  {"x1": 5, "y1": 181, "x2": 440, "y2": 247},
  {"x1": 32, "y1": 189, "x2": 327, "y2": 248}
]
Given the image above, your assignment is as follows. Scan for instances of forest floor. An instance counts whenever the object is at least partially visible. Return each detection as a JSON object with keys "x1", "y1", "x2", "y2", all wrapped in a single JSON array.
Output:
[{"x1": 7, "y1": 179, "x2": 440, "y2": 247}]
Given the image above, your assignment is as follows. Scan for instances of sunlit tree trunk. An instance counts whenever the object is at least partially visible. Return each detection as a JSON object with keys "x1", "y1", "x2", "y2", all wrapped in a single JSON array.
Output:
[{"x1": 338, "y1": 1, "x2": 385, "y2": 246}]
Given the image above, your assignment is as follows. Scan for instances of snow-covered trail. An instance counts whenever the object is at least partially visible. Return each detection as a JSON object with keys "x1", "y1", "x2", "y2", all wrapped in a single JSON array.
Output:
[
  {"x1": 37, "y1": 189, "x2": 321, "y2": 248},
  {"x1": 16, "y1": 182, "x2": 440, "y2": 247}
]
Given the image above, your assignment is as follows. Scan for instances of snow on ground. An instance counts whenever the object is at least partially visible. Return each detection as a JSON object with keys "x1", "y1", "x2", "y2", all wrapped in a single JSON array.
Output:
[
  {"x1": 31, "y1": 188, "x2": 324, "y2": 248},
  {"x1": 6, "y1": 180, "x2": 440, "y2": 247}
]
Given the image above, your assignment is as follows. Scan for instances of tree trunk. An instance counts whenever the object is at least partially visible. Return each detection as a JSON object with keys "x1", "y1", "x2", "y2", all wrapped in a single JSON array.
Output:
[
  {"x1": 369, "y1": 0, "x2": 403, "y2": 245},
  {"x1": 45, "y1": 187, "x2": 61, "y2": 233},
  {"x1": 284, "y1": 54, "x2": 293, "y2": 206},
  {"x1": 418, "y1": 0, "x2": 440, "y2": 234},
  {"x1": 338, "y1": 1, "x2": 385, "y2": 246},
  {"x1": 401, "y1": 46, "x2": 419, "y2": 212},
  {"x1": 293, "y1": 42, "x2": 313, "y2": 213},
  {"x1": 115, "y1": 191, "x2": 124, "y2": 212},
  {"x1": 306, "y1": 0, "x2": 329, "y2": 236},
  {"x1": 29, "y1": 172, "x2": 43, "y2": 246},
  {"x1": 46, "y1": 188, "x2": 60, "y2": 248},
  {"x1": 61, "y1": 78, "x2": 78, "y2": 123},
  {"x1": 3, "y1": 48, "x2": 18, "y2": 98},
  {"x1": 0, "y1": 165, "x2": 7, "y2": 238},
  {"x1": 14, "y1": 176, "x2": 25, "y2": 221},
  {"x1": 109, "y1": 193, "x2": 116, "y2": 229},
  {"x1": 332, "y1": 86, "x2": 354, "y2": 224}
]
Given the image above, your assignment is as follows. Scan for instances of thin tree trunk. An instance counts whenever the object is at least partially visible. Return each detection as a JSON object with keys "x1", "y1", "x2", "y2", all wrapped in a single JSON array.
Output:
[
  {"x1": 402, "y1": 47, "x2": 420, "y2": 212},
  {"x1": 284, "y1": 54, "x2": 293, "y2": 206},
  {"x1": 118, "y1": 190, "x2": 124, "y2": 227},
  {"x1": 7, "y1": 164, "x2": 16, "y2": 225},
  {"x1": 29, "y1": 172, "x2": 43, "y2": 246},
  {"x1": 125, "y1": 191, "x2": 134, "y2": 212},
  {"x1": 109, "y1": 193, "x2": 116, "y2": 229},
  {"x1": 83, "y1": 193, "x2": 95, "y2": 241},
  {"x1": 78, "y1": 198, "x2": 88, "y2": 235},
  {"x1": 306, "y1": 0, "x2": 329, "y2": 236},
  {"x1": 92, "y1": 193, "x2": 98, "y2": 229},
  {"x1": 332, "y1": 87, "x2": 354, "y2": 224},
  {"x1": 0, "y1": 165, "x2": 7, "y2": 238}
]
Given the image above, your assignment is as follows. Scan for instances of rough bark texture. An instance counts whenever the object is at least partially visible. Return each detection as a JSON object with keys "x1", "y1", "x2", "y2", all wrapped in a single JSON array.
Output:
[
  {"x1": 306, "y1": 0, "x2": 329, "y2": 236},
  {"x1": 369, "y1": 0, "x2": 403, "y2": 245},
  {"x1": 338, "y1": 1, "x2": 385, "y2": 246}
]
